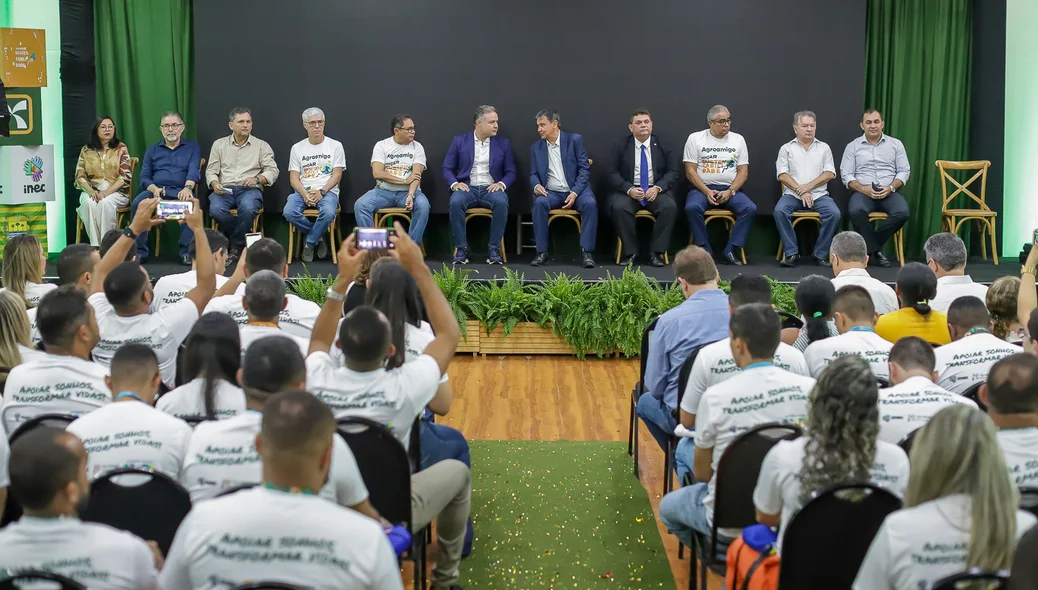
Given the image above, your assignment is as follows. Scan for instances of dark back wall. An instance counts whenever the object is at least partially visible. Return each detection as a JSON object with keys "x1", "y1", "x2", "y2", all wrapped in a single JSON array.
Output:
[
  {"x1": 194, "y1": 0, "x2": 865, "y2": 217},
  {"x1": 969, "y1": 0, "x2": 1006, "y2": 249}
]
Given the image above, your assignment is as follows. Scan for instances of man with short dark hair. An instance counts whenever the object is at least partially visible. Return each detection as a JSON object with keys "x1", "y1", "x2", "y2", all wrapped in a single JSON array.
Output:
[
  {"x1": 983, "y1": 353, "x2": 1038, "y2": 486},
  {"x1": 283, "y1": 107, "x2": 346, "y2": 263},
  {"x1": 238, "y1": 270, "x2": 310, "y2": 356},
  {"x1": 0, "y1": 428, "x2": 160, "y2": 586},
  {"x1": 877, "y1": 336, "x2": 975, "y2": 444},
  {"x1": 804, "y1": 284, "x2": 893, "y2": 379},
  {"x1": 934, "y1": 295, "x2": 1021, "y2": 394},
  {"x1": 99, "y1": 229, "x2": 136, "y2": 262},
  {"x1": 161, "y1": 390, "x2": 402, "y2": 589},
  {"x1": 925, "y1": 232, "x2": 988, "y2": 313},
  {"x1": 25, "y1": 244, "x2": 102, "y2": 344},
  {"x1": 151, "y1": 228, "x2": 229, "y2": 311},
  {"x1": 829, "y1": 231, "x2": 898, "y2": 314}
]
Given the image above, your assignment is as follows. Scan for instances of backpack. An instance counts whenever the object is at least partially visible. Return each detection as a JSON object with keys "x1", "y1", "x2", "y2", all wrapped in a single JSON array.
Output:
[{"x1": 725, "y1": 525, "x2": 781, "y2": 590}]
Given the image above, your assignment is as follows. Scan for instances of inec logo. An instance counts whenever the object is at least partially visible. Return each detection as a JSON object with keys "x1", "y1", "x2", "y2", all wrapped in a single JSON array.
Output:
[{"x1": 23, "y1": 156, "x2": 44, "y2": 182}]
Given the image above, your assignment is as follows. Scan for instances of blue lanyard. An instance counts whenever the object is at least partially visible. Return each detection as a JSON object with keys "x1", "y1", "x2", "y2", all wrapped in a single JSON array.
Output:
[
  {"x1": 114, "y1": 392, "x2": 145, "y2": 402},
  {"x1": 743, "y1": 361, "x2": 774, "y2": 371},
  {"x1": 848, "y1": 326, "x2": 875, "y2": 333}
]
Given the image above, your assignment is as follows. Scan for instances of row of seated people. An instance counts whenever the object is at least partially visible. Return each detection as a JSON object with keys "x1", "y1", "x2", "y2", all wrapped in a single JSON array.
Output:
[
  {"x1": 73, "y1": 103, "x2": 910, "y2": 269},
  {"x1": 0, "y1": 201, "x2": 476, "y2": 588}
]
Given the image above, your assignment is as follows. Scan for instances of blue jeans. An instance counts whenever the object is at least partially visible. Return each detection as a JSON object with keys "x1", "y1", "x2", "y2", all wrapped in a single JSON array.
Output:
[
  {"x1": 773, "y1": 193, "x2": 841, "y2": 259},
  {"x1": 848, "y1": 190, "x2": 910, "y2": 253},
  {"x1": 354, "y1": 187, "x2": 431, "y2": 244},
  {"x1": 675, "y1": 438, "x2": 696, "y2": 485},
  {"x1": 635, "y1": 392, "x2": 676, "y2": 452},
  {"x1": 532, "y1": 188, "x2": 598, "y2": 253},
  {"x1": 684, "y1": 184, "x2": 757, "y2": 255},
  {"x1": 659, "y1": 482, "x2": 714, "y2": 550},
  {"x1": 209, "y1": 186, "x2": 264, "y2": 249},
  {"x1": 449, "y1": 186, "x2": 508, "y2": 250},
  {"x1": 282, "y1": 192, "x2": 339, "y2": 247},
  {"x1": 130, "y1": 190, "x2": 194, "y2": 260},
  {"x1": 419, "y1": 421, "x2": 471, "y2": 470}
]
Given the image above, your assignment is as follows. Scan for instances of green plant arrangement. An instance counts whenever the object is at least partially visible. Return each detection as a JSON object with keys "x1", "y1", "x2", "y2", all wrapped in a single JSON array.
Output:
[{"x1": 288, "y1": 267, "x2": 335, "y2": 306}]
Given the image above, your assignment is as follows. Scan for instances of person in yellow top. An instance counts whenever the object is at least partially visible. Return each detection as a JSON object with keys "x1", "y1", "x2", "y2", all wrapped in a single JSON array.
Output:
[
  {"x1": 875, "y1": 262, "x2": 951, "y2": 345},
  {"x1": 74, "y1": 116, "x2": 132, "y2": 246}
]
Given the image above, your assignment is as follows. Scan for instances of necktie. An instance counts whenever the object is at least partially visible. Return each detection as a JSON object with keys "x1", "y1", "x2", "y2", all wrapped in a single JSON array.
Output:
[{"x1": 639, "y1": 144, "x2": 649, "y2": 205}]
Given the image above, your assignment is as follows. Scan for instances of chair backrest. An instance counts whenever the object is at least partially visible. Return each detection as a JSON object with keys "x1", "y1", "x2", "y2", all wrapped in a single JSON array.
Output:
[
  {"x1": 1019, "y1": 487, "x2": 1038, "y2": 520},
  {"x1": 81, "y1": 468, "x2": 192, "y2": 555},
  {"x1": 230, "y1": 583, "x2": 311, "y2": 590},
  {"x1": 128, "y1": 156, "x2": 139, "y2": 187},
  {"x1": 217, "y1": 483, "x2": 257, "y2": 498},
  {"x1": 962, "y1": 381, "x2": 987, "y2": 412},
  {"x1": 0, "y1": 571, "x2": 86, "y2": 589},
  {"x1": 336, "y1": 416, "x2": 413, "y2": 530},
  {"x1": 930, "y1": 568, "x2": 1009, "y2": 590},
  {"x1": 713, "y1": 423, "x2": 803, "y2": 531},
  {"x1": 1, "y1": 413, "x2": 78, "y2": 528},
  {"x1": 182, "y1": 415, "x2": 212, "y2": 428},
  {"x1": 777, "y1": 310, "x2": 804, "y2": 331},
  {"x1": 936, "y1": 160, "x2": 991, "y2": 212},
  {"x1": 676, "y1": 341, "x2": 718, "y2": 415},
  {"x1": 638, "y1": 317, "x2": 660, "y2": 387},
  {"x1": 778, "y1": 482, "x2": 902, "y2": 589},
  {"x1": 898, "y1": 427, "x2": 920, "y2": 455}
]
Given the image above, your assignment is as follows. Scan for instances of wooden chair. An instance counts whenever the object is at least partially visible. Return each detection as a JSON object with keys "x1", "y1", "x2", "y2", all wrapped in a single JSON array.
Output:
[
  {"x1": 78, "y1": 156, "x2": 139, "y2": 244},
  {"x1": 696, "y1": 210, "x2": 747, "y2": 264},
  {"x1": 209, "y1": 207, "x2": 265, "y2": 235},
  {"x1": 142, "y1": 157, "x2": 206, "y2": 258},
  {"x1": 287, "y1": 206, "x2": 341, "y2": 264},
  {"x1": 776, "y1": 211, "x2": 822, "y2": 259},
  {"x1": 453, "y1": 207, "x2": 507, "y2": 262},
  {"x1": 867, "y1": 212, "x2": 905, "y2": 266},
  {"x1": 373, "y1": 207, "x2": 425, "y2": 254},
  {"x1": 615, "y1": 210, "x2": 669, "y2": 264},
  {"x1": 938, "y1": 159, "x2": 997, "y2": 264}
]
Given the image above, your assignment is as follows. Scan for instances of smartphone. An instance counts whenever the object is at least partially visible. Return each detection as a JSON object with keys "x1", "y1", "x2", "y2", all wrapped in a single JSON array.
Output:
[
  {"x1": 871, "y1": 182, "x2": 882, "y2": 192},
  {"x1": 245, "y1": 232, "x2": 262, "y2": 248},
  {"x1": 354, "y1": 227, "x2": 396, "y2": 250},
  {"x1": 1033, "y1": 228, "x2": 1038, "y2": 245},
  {"x1": 156, "y1": 200, "x2": 193, "y2": 220}
]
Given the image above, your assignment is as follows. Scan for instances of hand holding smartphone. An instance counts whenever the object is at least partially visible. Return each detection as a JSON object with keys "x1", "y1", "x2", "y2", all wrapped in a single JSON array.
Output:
[
  {"x1": 354, "y1": 227, "x2": 396, "y2": 250},
  {"x1": 156, "y1": 200, "x2": 193, "y2": 220},
  {"x1": 245, "y1": 232, "x2": 262, "y2": 248}
]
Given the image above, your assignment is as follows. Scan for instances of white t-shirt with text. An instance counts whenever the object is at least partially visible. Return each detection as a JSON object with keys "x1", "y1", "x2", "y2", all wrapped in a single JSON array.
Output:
[
  {"x1": 371, "y1": 137, "x2": 428, "y2": 192},
  {"x1": 288, "y1": 137, "x2": 346, "y2": 194},
  {"x1": 1, "y1": 282, "x2": 57, "y2": 307},
  {"x1": 876, "y1": 376, "x2": 977, "y2": 444},
  {"x1": 329, "y1": 321, "x2": 449, "y2": 385},
  {"x1": 803, "y1": 329, "x2": 893, "y2": 380},
  {"x1": 204, "y1": 287, "x2": 320, "y2": 339},
  {"x1": 997, "y1": 427, "x2": 1038, "y2": 487},
  {"x1": 27, "y1": 306, "x2": 41, "y2": 344},
  {"x1": 151, "y1": 270, "x2": 228, "y2": 312},
  {"x1": 682, "y1": 130, "x2": 749, "y2": 187},
  {"x1": 0, "y1": 433, "x2": 9, "y2": 488},
  {"x1": 934, "y1": 332, "x2": 1021, "y2": 394},
  {"x1": 239, "y1": 324, "x2": 310, "y2": 358},
  {"x1": 156, "y1": 377, "x2": 246, "y2": 420},
  {"x1": 1, "y1": 354, "x2": 109, "y2": 436}
]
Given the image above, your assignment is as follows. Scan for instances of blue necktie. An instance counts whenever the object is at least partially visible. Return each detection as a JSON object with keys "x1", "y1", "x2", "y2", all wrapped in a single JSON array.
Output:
[{"x1": 639, "y1": 145, "x2": 649, "y2": 205}]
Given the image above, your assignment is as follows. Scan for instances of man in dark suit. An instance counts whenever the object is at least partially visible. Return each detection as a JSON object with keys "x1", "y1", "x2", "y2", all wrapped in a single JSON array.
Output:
[
  {"x1": 606, "y1": 109, "x2": 679, "y2": 267},
  {"x1": 529, "y1": 110, "x2": 597, "y2": 268},
  {"x1": 442, "y1": 105, "x2": 517, "y2": 265}
]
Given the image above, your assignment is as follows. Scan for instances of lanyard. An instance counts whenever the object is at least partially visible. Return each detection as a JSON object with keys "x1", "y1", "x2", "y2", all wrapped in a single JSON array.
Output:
[
  {"x1": 743, "y1": 361, "x2": 774, "y2": 371},
  {"x1": 848, "y1": 326, "x2": 875, "y2": 333},
  {"x1": 114, "y1": 392, "x2": 145, "y2": 403},
  {"x1": 263, "y1": 482, "x2": 317, "y2": 496},
  {"x1": 966, "y1": 327, "x2": 991, "y2": 337},
  {"x1": 250, "y1": 321, "x2": 280, "y2": 329}
]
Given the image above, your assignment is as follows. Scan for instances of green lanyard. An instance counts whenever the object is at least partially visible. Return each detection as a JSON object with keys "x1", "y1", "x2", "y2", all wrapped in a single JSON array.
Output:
[
  {"x1": 966, "y1": 327, "x2": 991, "y2": 337},
  {"x1": 263, "y1": 482, "x2": 318, "y2": 496}
]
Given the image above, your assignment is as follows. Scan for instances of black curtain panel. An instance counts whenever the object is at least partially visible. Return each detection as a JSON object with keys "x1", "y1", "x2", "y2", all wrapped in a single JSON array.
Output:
[{"x1": 59, "y1": 0, "x2": 96, "y2": 243}]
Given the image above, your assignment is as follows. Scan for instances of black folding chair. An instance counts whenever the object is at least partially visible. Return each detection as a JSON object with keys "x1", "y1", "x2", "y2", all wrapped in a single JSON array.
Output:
[
  {"x1": 81, "y1": 468, "x2": 192, "y2": 555},
  {"x1": 778, "y1": 482, "x2": 902, "y2": 589},
  {"x1": 667, "y1": 343, "x2": 714, "y2": 494},
  {"x1": 1, "y1": 413, "x2": 77, "y2": 527},
  {"x1": 217, "y1": 483, "x2": 257, "y2": 498},
  {"x1": 876, "y1": 377, "x2": 890, "y2": 388},
  {"x1": 930, "y1": 568, "x2": 1009, "y2": 589},
  {"x1": 1019, "y1": 487, "x2": 1038, "y2": 520},
  {"x1": 898, "y1": 427, "x2": 920, "y2": 456},
  {"x1": 182, "y1": 415, "x2": 212, "y2": 428},
  {"x1": 690, "y1": 422, "x2": 803, "y2": 590},
  {"x1": 231, "y1": 583, "x2": 311, "y2": 590},
  {"x1": 629, "y1": 317, "x2": 659, "y2": 478},
  {"x1": 962, "y1": 381, "x2": 986, "y2": 412},
  {"x1": 337, "y1": 416, "x2": 426, "y2": 590},
  {"x1": 0, "y1": 571, "x2": 85, "y2": 589},
  {"x1": 777, "y1": 310, "x2": 804, "y2": 331}
]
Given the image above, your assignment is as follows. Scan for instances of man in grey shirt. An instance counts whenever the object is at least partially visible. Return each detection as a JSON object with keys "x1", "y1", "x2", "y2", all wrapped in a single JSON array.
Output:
[{"x1": 840, "y1": 109, "x2": 911, "y2": 267}]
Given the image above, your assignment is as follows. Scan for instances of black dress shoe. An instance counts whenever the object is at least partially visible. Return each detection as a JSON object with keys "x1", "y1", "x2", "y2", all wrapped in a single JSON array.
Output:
[
  {"x1": 619, "y1": 253, "x2": 637, "y2": 266},
  {"x1": 780, "y1": 254, "x2": 800, "y2": 268},
  {"x1": 180, "y1": 254, "x2": 192, "y2": 266},
  {"x1": 649, "y1": 253, "x2": 666, "y2": 267},
  {"x1": 721, "y1": 251, "x2": 743, "y2": 266},
  {"x1": 582, "y1": 252, "x2": 596, "y2": 269},
  {"x1": 871, "y1": 251, "x2": 891, "y2": 267},
  {"x1": 531, "y1": 252, "x2": 549, "y2": 266},
  {"x1": 814, "y1": 256, "x2": 832, "y2": 267}
]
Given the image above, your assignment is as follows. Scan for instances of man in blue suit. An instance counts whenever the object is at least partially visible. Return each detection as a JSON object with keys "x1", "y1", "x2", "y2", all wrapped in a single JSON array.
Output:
[
  {"x1": 529, "y1": 110, "x2": 597, "y2": 268},
  {"x1": 442, "y1": 105, "x2": 516, "y2": 265}
]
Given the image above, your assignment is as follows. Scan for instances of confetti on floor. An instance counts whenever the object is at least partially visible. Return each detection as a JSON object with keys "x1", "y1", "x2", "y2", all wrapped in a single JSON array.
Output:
[{"x1": 462, "y1": 441, "x2": 672, "y2": 589}]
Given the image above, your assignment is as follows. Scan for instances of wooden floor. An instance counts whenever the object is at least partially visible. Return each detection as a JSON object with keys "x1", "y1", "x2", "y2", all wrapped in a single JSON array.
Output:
[{"x1": 437, "y1": 355, "x2": 723, "y2": 590}]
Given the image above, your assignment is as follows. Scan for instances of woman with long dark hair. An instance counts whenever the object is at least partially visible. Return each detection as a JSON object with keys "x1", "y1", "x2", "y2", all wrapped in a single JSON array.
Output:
[
  {"x1": 75, "y1": 116, "x2": 132, "y2": 246},
  {"x1": 157, "y1": 313, "x2": 245, "y2": 419},
  {"x1": 787, "y1": 274, "x2": 838, "y2": 351},
  {"x1": 875, "y1": 262, "x2": 951, "y2": 345}
]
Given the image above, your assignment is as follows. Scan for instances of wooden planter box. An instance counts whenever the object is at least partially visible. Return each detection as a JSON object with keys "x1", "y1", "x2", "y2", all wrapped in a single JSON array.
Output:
[
  {"x1": 479, "y1": 322, "x2": 572, "y2": 355},
  {"x1": 456, "y1": 320, "x2": 481, "y2": 355}
]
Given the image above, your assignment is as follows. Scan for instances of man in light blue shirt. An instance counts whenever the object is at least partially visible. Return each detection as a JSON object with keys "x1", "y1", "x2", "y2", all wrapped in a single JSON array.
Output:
[
  {"x1": 637, "y1": 246, "x2": 730, "y2": 452},
  {"x1": 840, "y1": 109, "x2": 911, "y2": 268}
]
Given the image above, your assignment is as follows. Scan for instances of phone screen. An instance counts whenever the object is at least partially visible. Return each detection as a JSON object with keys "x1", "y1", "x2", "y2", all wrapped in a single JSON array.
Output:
[
  {"x1": 156, "y1": 201, "x2": 193, "y2": 220},
  {"x1": 355, "y1": 228, "x2": 395, "y2": 250},
  {"x1": 245, "y1": 232, "x2": 262, "y2": 248},
  {"x1": 1033, "y1": 229, "x2": 1038, "y2": 245}
]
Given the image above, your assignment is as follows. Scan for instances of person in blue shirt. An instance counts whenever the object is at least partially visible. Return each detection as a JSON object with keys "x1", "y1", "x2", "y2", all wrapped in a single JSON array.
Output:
[
  {"x1": 129, "y1": 111, "x2": 202, "y2": 265},
  {"x1": 637, "y1": 245, "x2": 730, "y2": 452}
]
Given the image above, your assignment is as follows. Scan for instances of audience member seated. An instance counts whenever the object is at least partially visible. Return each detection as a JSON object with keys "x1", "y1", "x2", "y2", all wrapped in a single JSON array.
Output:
[
  {"x1": 0, "y1": 291, "x2": 46, "y2": 389},
  {"x1": 99, "y1": 229, "x2": 137, "y2": 262},
  {"x1": 206, "y1": 107, "x2": 279, "y2": 265},
  {"x1": 638, "y1": 246, "x2": 730, "y2": 453},
  {"x1": 151, "y1": 228, "x2": 229, "y2": 312},
  {"x1": 925, "y1": 232, "x2": 988, "y2": 314},
  {"x1": 87, "y1": 197, "x2": 217, "y2": 388},
  {"x1": 66, "y1": 343, "x2": 191, "y2": 480},
  {"x1": 877, "y1": 336, "x2": 975, "y2": 444},
  {"x1": 828, "y1": 231, "x2": 898, "y2": 315},
  {"x1": 854, "y1": 404, "x2": 1035, "y2": 589},
  {"x1": 983, "y1": 353, "x2": 1038, "y2": 488},
  {"x1": 74, "y1": 116, "x2": 132, "y2": 246},
  {"x1": 754, "y1": 355, "x2": 909, "y2": 555},
  {"x1": 0, "y1": 233, "x2": 55, "y2": 307},
  {"x1": 1011, "y1": 524, "x2": 1038, "y2": 589},
  {"x1": 354, "y1": 113, "x2": 431, "y2": 245},
  {"x1": 306, "y1": 226, "x2": 470, "y2": 589},
  {"x1": 343, "y1": 248, "x2": 392, "y2": 315},
  {"x1": 29, "y1": 244, "x2": 104, "y2": 343},
  {"x1": 162, "y1": 390, "x2": 403, "y2": 590},
  {"x1": 0, "y1": 427, "x2": 161, "y2": 587},
  {"x1": 236, "y1": 270, "x2": 310, "y2": 356},
  {"x1": 659, "y1": 303, "x2": 815, "y2": 546},
  {"x1": 444, "y1": 105, "x2": 515, "y2": 265},
  {"x1": 783, "y1": 274, "x2": 839, "y2": 351},
  {"x1": 283, "y1": 107, "x2": 346, "y2": 263},
  {"x1": 1018, "y1": 243, "x2": 1038, "y2": 350},
  {"x1": 0, "y1": 427, "x2": 7, "y2": 513},
  {"x1": 1, "y1": 286, "x2": 108, "y2": 435},
  {"x1": 204, "y1": 237, "x2": 319, "y2": 337},
  {"x1": 129, "y1": 110, "x2": 201, "y2": 264},
  {"x1": 875, "y1": 262, "x2": 951, "y2": 346},
  {"x1": 804, "y1": 285, "x2": 893, "y2": 380},
  {"x1": 934, "y1": 296, "x2": 1020, "y2": 394},
  {"x1": 987, "y1": 276, "x2": 1025, "y2": 345},
  {"x1": 157, "y1": 313, "x2": 246, "y2": 419}
]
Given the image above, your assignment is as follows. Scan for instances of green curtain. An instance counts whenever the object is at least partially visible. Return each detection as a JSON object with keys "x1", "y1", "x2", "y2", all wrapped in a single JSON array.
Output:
[{"x1": 864, "y1": 0, "x2": 973, "y2": 256}]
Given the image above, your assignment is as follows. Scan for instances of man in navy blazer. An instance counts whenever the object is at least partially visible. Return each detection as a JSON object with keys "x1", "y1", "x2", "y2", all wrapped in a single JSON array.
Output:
[
  {"x1": 442, "y1": 105, "x2": 516, "y2": 265},
  {"x1": 529, "y1": 110, "x2": 597, "y2": 268}
]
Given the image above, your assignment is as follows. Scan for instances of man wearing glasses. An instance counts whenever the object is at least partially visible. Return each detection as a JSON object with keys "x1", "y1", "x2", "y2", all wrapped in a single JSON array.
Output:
[
  {"x1": 129, "y1": 110, "x2": 202, "y2": 264},
  {"x1": 283, "y1": 107, "x2": 346, "y2": 263},
  {"x1": 354, "y1": 114, "x2": 431, "y2": 245},
  {"x1": 683, "y1": 105, "x2": 756, "y2": 266}
]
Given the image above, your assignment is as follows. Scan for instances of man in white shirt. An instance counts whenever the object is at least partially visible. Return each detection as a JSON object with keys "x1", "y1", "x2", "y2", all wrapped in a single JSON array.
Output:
[
  {"x1": 828, "y1": 231, "x2": 898, "y2": 314},
  {"x1": 67, "y1": 343, "x2": 191, "y2": 481},
  {"x1": 236, "y1": 270, "x2": 310, "y2": 356},
  {"x1": 25, "y1": 244, "x2": 102, "y2": 344},
  {"x1": 983, "y1": 353, "x2": 1038, "y2": 487},
  {"x1": 87, "y1": 196, "x2": 220, "y2": 388},
  {"x1": 354, "y1": 113, "x2": 431, "y2": 245},
  {"x1": 924, "y1": 232, "x2": 989, "y2": 314},
  {"x1": 804, "y1": 284, "x2": 894, "y2": 380},
  {"x1": 282, "y1": 106, "x2": 346, "y2": 263},
  {"x1": 0, "y1": 427, "x2": 160, "y2": 588},
  {"x1": 2, "y1": 286, "x2": 109, "y2": 436},
  {"x1": 774, "y1": 111, "x2": 839, "y2": 268},
  {"x1": 659, "y1": 303, "x2": 814, "y2": 546},
  {"x1": 161, "y1": 390, "x2": 403, "y2": 590},
  {"x1": 306, "y1": 226, "x2": 470, "y2": 589},
  {"x1": 204, "y1": 237, "x2": 320, "y2": 338},
  {"x1": 683, "y1": 105, "x2": 756, "y2": 267},
  {"x1": 935, "y1": 295, "x2": 1021, "y2": 394},
  {"x1": 151, "y1": 228, "x2": 229, "y2": 312},
  {"x1": 877, "y1": 336, "x2": 976, "y2": 444}
]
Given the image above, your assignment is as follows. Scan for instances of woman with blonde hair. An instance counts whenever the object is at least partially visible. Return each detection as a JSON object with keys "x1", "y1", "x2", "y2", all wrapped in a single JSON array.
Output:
[
  {"x1": 987, "y1": 276, "x2": 1025, "y2": 345},
  {"x1": 75, "y1": 116, "x2": 132, "y2": 245},
  {"x1": 0, "y1": 290, "x2": 45, "y2": 390},
  {"x1": 854, "y1": 404, "x2": 1036, "y2": 589},
  {"x1": 0, "y1": 233, "x2": 53, "y2": 307}
]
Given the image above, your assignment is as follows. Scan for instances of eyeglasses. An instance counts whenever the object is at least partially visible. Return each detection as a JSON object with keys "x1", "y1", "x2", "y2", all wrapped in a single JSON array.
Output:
[
  {"x1": 99, "y1": 125, "x2": 115, "y2": 131},
  {"x1": 396, "y1": 126, "x2": 416, "y2": 132},
  {"x1": 710, "y1": 118, "x2": 732, "y2": 126},
  {"x1": 305, "y1": 120, "x2": 325, "y2": 127},
  {"x1": 160, "y1": 123, "x2": 183, "y2": 130}
]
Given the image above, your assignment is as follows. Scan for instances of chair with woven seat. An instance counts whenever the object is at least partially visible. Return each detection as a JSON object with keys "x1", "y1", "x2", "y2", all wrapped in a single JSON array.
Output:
[
  {"x1": 695, "y1": 210, "x2": 747, "y2": 264},
  {"x1": 79, "y1": 156, "x2": 139, "y2": 244},
  {"x1": 938, "y1": 159, "x2": 997, "y2": 264},
  {"x1": 615, "y1": 210, "x2": 670, "y2": 264},
  {"x1": 867, "y1": 212, "x2": 905, "y2": 266},
  {"x1": 287, "y1": 206, "x2": 341, "y2": 264},
  {"x1": 454, "y1": 207, "x2": 507, "y2": 262},
  {"x1": 776, "y1": 211, "x2": 822, "y2": 259}
]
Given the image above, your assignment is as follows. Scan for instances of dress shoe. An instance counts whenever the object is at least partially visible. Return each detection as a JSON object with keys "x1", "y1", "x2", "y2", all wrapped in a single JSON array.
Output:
[
  {"x1": 814, "y1": 256, "x2": 831, "y2": 267},
  {"x1": 226, "y1": 248, "x2": 241, "y2": 268},
  {"x1": 452, "y1": 247, "x2": 469, "y2": 264},
  {"x1": 871, "y1": 251, "x2": 891, "y2": 267},
  {"x1": 486, "y1": 247, "x2": 504, "y2": 265},
  {"x1": 581, "y1": 252, "x2": 596, "y2": 269},
  {"x1": 721, "y1": 251, "x2": 743, "y2": 266},
  {"x1": 780, "y1": 254, "x2": 800, "y2": 268},
  {"x1": 180, "y1": 254, "x2": 193, "y2": 266},
  {"x1": 316, "y1": 238, "x2": 329, "y2": 260},
  {"x1": 302, "y1": 244, "x2": 315, "y2": 263},
  {"x1": 649, "y1": 253, "x2": 666, "y2": 267},
  {"x1": 619, "y1": 253, "x2": 637, "y2": 266},
  {"x1": 531, "y1": 252, "x2": 549, "y2": 266}
]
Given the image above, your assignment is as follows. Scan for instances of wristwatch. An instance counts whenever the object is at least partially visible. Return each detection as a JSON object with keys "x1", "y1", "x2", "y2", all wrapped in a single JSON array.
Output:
[
  {"x1": 121, "y1": 227, "x2": 138, "y2": 240},
  {"x1": 325, "y1": 287, "x2": 347, "y2": 302},
  {"x1": 319, "y1": 189, "x2": 328, "y2": 197},
  {"x1": 1022, "y1": 266, "x2": 1036, "y2": 276}
]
